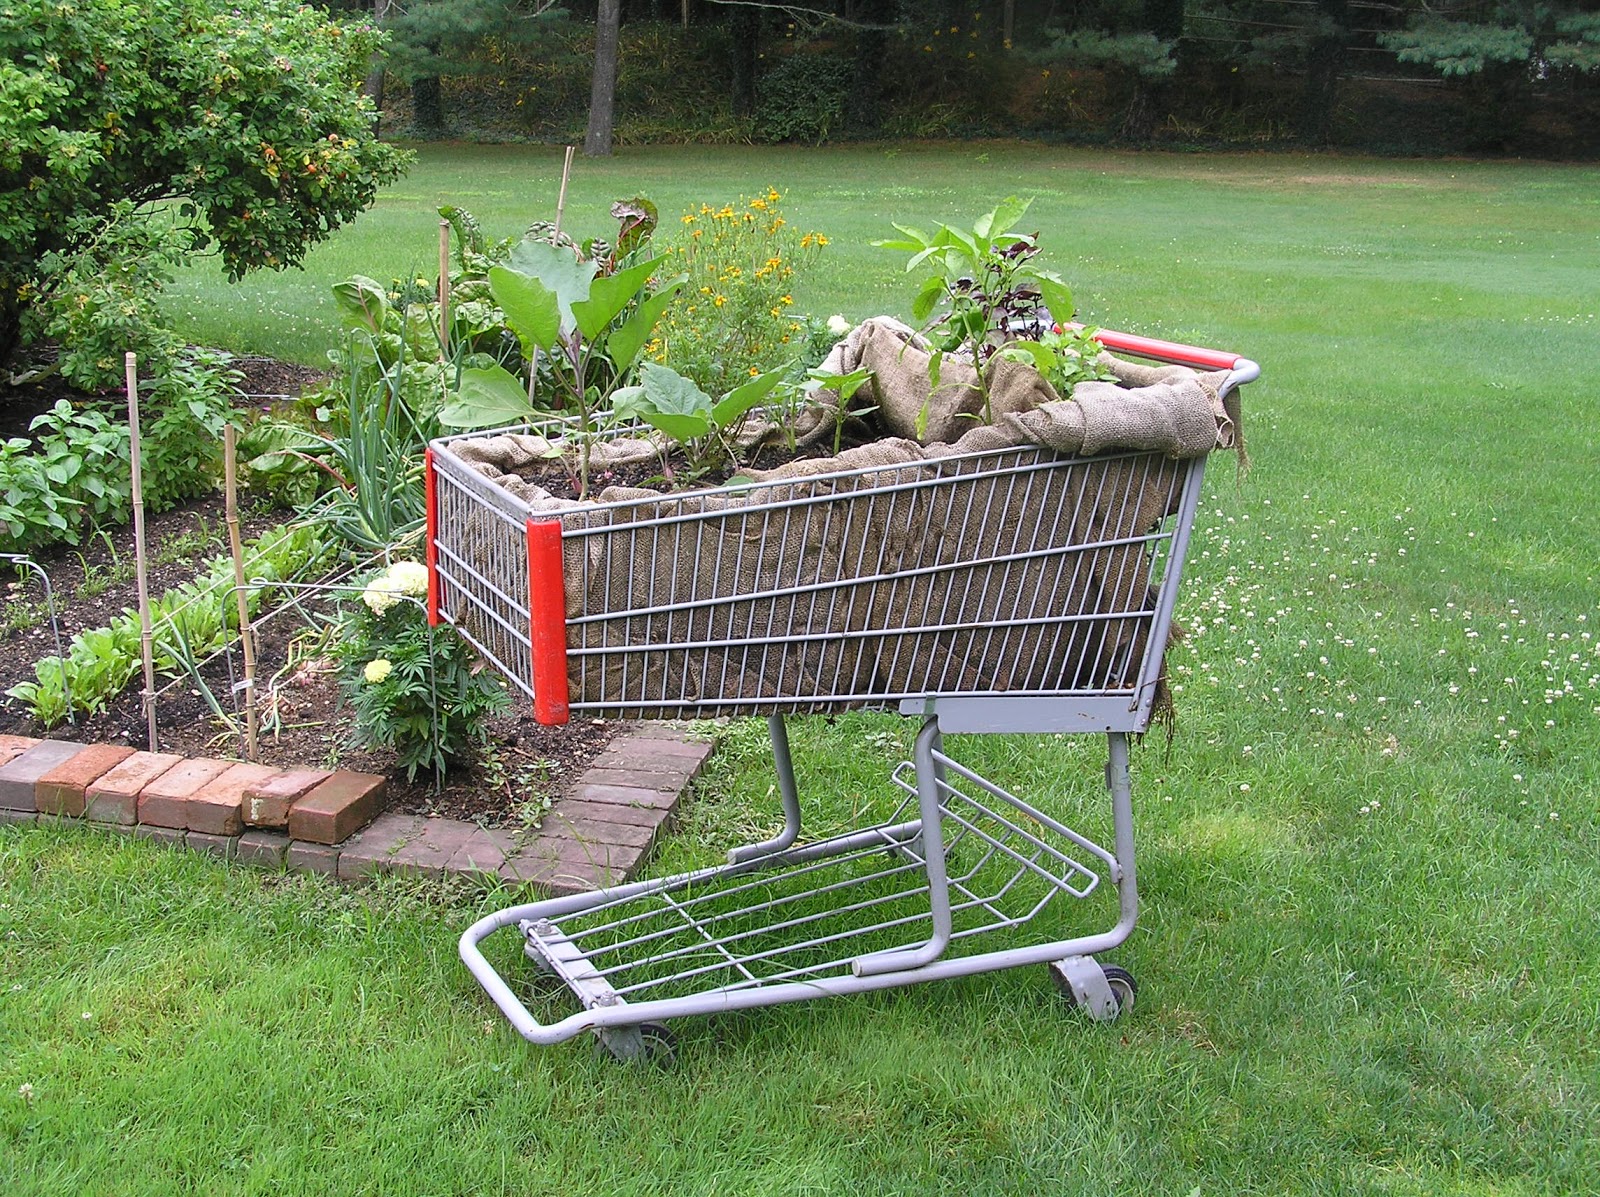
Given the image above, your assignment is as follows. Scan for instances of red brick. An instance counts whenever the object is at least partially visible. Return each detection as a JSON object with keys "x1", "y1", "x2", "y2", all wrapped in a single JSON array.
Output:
[
  {"x1": 568, "y1": 782, "x2": 678, "y2": 811},
  {"x1": 383, "y1": 818, "x2": 478, "y2": 879},
  {"x1": 581, "y1": 765, "x2": 696, "y2": 791},
  {"x1": 186, "y1": 831, "x2": 238, "y2": 860},
  {"x1": 287, "y1": 841, "x2": 340, "y2": 877},
  {"x1": 0, "y1": 735, "x2": 42, "y2": 767},
  {"x1": 444, "y1": 827, "x2": 515, "y2": 877},
  {"x1": 0, "y1": 740, "x2": 87, "y2": 811},
  {"x1": 547, "y1": 798, "x2": 670, "y2": 830},
  {"x1": 84, "y1": 752, "x2": 183, "y2": 826},
  {"x1": 288, "y1": 771, "x2": 386, "y2": 845},
  {"x1": 500, "y1": 834, "x2": 631, "y2": 895},
  {"x1": 541, "y1": 812, "x2": 659, "y2": 852},
  {"x1": 237, "y1": 830, "x2": 291, "y2": 869},
  {"x1": 136, "y1": 758, "x2": 234, "y2": 829},
  {"x1": 334, "y1": 812, "x2": 421, "y2": 881},
  {"x1": 242, "y1": 769, "x2": 330, "y2": 829},
  {"x1": 187, "y1": 762, "x2": 281, "y2": 836},
  {"x1": 36, "y1": 745, "x2": 137, "y2": 818}
]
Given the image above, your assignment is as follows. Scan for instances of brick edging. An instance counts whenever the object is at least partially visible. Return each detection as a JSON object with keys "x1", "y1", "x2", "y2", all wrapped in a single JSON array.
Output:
[{"x1": 0, "y1": 725, "x2": 714, "y2": 898}]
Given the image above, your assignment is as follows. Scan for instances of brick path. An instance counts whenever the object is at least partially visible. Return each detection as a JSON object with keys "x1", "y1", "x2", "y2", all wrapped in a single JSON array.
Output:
[{"x1": 0, "y1": 726, "x2": 714, "y2": 897}]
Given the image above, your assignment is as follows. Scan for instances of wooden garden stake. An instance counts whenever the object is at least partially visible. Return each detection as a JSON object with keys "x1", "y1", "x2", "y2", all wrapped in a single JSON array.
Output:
[
  {"x1": 224, "y1": 425, "x2": 260, "y2": 762},
  {"x1": 125, "y1": 352, "x2": 158, "y2": 752},
  {"x1": 553, "y1": 145, "x2": 575, "y2": 239},
  {"x1": 438, "y1": 217, "x2": 452, "y2": 352}
]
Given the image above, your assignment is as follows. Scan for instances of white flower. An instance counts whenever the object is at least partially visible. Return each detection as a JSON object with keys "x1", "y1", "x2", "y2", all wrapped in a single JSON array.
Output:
[
  {"x1": 17, "y1": 1083, "x2": 33, "y2": 1103},
  {"x1": 360, "y1": 561, "x2": 428, "y2": 615},
  {"x1": 388, "y1": 561, "x2": 430, "y2": 597},
  {"x1": 826, "y1": 314, "x2": 851, "y2": 337},
  {"x1": 364, "y1": 658, "x2": 394, "y2": 685}
]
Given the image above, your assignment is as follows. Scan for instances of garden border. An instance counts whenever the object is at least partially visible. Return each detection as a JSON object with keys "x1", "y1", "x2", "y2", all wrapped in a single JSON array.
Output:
[{"x1": 0, "y1": 726, "x2": 714, "y2": 895}]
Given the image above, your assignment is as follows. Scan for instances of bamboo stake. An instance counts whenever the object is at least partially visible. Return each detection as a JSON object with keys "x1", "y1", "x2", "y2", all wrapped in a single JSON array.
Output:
[
  {"x1": 125, "y1": 352, "x2": 158, "y2": 752},
  {"x1": 223, "y1": 426, "x2": 259, "y2": 762},
  {"x1": 438, "y1": 218, "x2": 452, "y2": 352},
  {"x1": 553, "y1": 145, "x2": 575, "y2": 239}
]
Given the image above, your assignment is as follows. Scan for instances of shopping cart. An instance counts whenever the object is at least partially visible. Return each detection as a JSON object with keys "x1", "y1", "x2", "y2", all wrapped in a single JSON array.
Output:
[{"x1": 432, "y1": 328, "x2": 1258, "y2": 1060}]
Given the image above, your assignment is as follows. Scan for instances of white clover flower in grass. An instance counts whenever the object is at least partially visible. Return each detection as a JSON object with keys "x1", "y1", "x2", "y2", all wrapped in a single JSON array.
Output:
[
  {"x1": 364, "y1": 658, "x2": 394, "y2": 685},
  {"x1": 826, "y1": 314, "x2": 852, "y2": 336}
]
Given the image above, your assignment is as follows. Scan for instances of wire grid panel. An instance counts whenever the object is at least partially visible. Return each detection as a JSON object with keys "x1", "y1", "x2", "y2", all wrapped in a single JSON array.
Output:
[
  {"x1": 432, "y1": 440, "x2": 1196, "y2": 719},
  {"x1": 521, "y1": 750, "x2": 1117, "y2": 1005}
]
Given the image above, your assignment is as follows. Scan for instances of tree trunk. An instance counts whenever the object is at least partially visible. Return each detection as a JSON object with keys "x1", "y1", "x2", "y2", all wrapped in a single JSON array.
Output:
[
  {"x1": 361, "y1": 0, "x2": 392, "y2": 116},
  {"x1": 730, "y1": 8, "x2": 759, "y2": 117},
  {"x1": 1295, "y1": 0, "x2": 1349, "y2": 144},
  {"x1": 845, "y1": 0, "x2": 894, "y2": 135},
  {"x1": 586, "y1": 0, "x2": 623, "y2": 156},
  {"x1": 411, "y1": 74, "x2": 444, "y2": 135}
]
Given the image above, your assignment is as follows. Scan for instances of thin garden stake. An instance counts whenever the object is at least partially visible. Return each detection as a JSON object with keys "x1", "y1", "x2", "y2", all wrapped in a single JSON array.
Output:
[
  {"x1": 224, "y1": 425, "x2": 260, "y2": 762},
  {"x1": 125, "y1": 352, "x2": 158, "y2": 752},
  {"x1": 553, "y1": 145, "x2": 575, "y2": 239},
  {"x1": 438, "y1": 218, "x2": 452, "y2": 353}
]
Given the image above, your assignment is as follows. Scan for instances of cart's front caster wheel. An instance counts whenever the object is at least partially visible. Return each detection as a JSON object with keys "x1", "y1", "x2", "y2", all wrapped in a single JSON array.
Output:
[
  {"x1": 1049, "y1": 956, "x2": 1137, "y2": 1022},
  {"x1": 1100, "y1": 964, "x2": 1137, "y2": 1017},
  {"x1": 597, "y1": 1020, "x2": 678, "y2": 1066}
]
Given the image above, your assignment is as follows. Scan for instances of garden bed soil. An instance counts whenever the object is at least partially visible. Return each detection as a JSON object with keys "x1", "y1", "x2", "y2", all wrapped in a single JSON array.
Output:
[{"x1": 0, "y1": 358, "x2": 619, "y2": 827}]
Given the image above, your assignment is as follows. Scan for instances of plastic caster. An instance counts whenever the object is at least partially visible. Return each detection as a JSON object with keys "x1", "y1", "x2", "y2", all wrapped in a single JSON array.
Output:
[{"x1": 1048, "y1": 955, "x2": 1137, "y2": 1022}]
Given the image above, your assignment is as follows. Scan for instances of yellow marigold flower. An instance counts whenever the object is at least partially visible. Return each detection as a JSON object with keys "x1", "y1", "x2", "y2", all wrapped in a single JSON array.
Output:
[
  {"x1": 363, "y1": 658, "x2": 393, "y2": 685},
  {"x1": 700, "y1": 203, "x2": 711, "y2": 214},
  {"x1": 767, "y1": 187, "x2": 781, "y2": 202},
  {"x1": 770, "y1": 307, "x2": 782, "y2": 317},
  {"x1": 692, "y1": 229, "x2": 701, "y2": 239},
  {"x1": 750, "y1": 198, "x2": 767, "y2": 211},
  {"x1": 713, "y1": 295, "x2": 727, "y2": 307},
  {"x1": 781, "y1": 295, "x2": 793, "y2": 305},
  {"x1": 749, "y1": 366, "x2": 761, "y2": 377},
  {"x1": 682, "y1": 213, "x2": 696, "y2": 224}
]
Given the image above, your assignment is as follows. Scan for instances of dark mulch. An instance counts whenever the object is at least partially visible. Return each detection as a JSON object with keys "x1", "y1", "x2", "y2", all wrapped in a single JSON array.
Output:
[{"x1": 0, "y1": 356, "x2": 619, "y2": 826}]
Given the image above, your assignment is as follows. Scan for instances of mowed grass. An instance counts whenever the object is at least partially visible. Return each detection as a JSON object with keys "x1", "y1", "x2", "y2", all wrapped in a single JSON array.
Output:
[{"x1": 5, "y1": 145, "x2": 1597, "y2": 1194}]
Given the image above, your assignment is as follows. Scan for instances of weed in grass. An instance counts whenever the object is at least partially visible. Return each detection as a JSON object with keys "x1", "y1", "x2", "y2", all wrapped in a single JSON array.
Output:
[{"x1": 153, "y1": 514, "x2": 223, "y2": 568}]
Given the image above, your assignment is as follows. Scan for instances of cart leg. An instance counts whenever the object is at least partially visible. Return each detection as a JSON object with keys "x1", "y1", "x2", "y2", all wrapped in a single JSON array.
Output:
[
  {"x1": 728, "y1": 714, "x2": 805, "y2": 864},
  {"x1": 853, "y1": 717, "x2": 953, "y2": 977},
  {"x1": 1106, "y1": 731, "x2": 1139, "y2": 933}
]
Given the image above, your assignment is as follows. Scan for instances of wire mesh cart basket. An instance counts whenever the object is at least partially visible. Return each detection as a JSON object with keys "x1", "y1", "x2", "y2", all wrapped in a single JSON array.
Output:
[{"x1": 433, "y1": 328, "x2": 1259, "y2": 1059}]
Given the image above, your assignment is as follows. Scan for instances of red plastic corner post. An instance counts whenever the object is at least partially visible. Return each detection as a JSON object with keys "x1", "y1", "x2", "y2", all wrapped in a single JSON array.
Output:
[
  {"x1": 525, "y1": 518, "x2": 571, "y2": 726},
  {"x1": 424, "y1": 447, "x2": 441, "y2": 627}
]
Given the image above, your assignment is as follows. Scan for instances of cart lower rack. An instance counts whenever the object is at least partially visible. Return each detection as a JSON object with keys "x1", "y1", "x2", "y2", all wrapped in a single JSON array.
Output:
[{"x1": 438, "y1": 328, "x2": 1258, "y2": 1059}]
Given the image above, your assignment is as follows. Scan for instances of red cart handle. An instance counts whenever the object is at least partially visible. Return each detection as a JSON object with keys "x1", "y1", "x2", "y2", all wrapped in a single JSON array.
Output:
[{"x1": 1064, "y1": 323, "x2": 1259, "y2": 384}]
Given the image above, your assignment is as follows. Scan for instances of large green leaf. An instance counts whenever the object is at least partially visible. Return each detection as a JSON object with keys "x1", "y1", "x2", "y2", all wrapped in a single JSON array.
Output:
[
  {"x1": 712, "y1": 367, "x2": 788, "y2": 431},
  {"x1": 438, "y1": 364, "x2": 534, "y2": 429},
  {"x1": 978, "y1": 195, "x2": 1033, "y2": 241},
  {"x1": 571, "y1": 253, "x2": 668, "y2": 341},
  {"x1": 607, "y1": 274, "x2": 686, "y2": 371},
  {"x1": 488, "y1": 266, "x2": 562, "y2": 353},
  {"x1": 330, "y1": 275, "x2": 390, "y2": 334},
  {"x1": 911, "y1": 275, "x2": 946, "y2": 323},
  {"x1": 505, "y1": 238, "x2": 598, "y2": 331},
  {"x1": 1032, "y1": 272, "x2": 1075, "y2": 324}
]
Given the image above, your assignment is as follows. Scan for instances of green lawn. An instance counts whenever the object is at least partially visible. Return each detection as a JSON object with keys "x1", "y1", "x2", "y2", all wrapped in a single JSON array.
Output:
[{"x1": 5, "y1": 144, "x2": 1598, "y2": 1194}]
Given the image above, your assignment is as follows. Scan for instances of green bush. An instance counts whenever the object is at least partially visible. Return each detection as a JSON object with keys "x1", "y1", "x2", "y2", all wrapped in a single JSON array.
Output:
[
  {"x1": 0, "y1": 0, "x2": 410, "y2": 384},
  {"x1": 753, "y1": 55, "x2": 854, "y2": 144}
]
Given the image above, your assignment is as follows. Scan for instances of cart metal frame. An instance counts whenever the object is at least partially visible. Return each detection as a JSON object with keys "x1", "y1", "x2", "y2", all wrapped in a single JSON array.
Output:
[{"x1": 439, "y1": 329, "x2": 1258, "y2": 1059}]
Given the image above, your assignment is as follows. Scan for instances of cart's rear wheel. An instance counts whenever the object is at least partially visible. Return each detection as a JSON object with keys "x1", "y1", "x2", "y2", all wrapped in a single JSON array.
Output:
[
  {"x1": 1048, "y1": 956, "x2": 1138, "y2": 1021},
  {"x1": 1100, "y1": 964, "x2": 1137, "y2": 1017},
  {"x1": 639, "y1": 1021, "x2": 678, "y2": 1066}
]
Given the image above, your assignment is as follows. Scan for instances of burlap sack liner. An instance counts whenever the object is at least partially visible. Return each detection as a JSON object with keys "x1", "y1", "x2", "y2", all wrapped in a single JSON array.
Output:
[{"x1": 448, "y1": 319, "x2": 1235, "y2": 715}]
